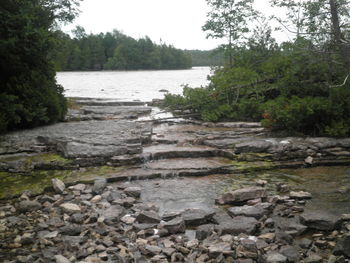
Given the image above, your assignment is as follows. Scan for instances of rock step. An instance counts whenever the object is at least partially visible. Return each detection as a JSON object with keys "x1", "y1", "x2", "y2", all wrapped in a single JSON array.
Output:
[{"x1": 142, "y1": 145, "x2": 234, "y2": 160}]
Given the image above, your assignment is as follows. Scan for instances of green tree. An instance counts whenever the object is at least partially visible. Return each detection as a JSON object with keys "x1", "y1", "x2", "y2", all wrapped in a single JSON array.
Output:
[
  {"x1": 0, "y1": 0, "x2": 80, "y2": 133},
  {"x1": 202, "y1": 0, "x2": 257, "y2": 67}
]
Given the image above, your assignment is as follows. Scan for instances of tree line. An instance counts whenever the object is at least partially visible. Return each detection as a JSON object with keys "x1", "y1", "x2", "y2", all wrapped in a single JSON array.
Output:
[
  {"x1": 164, "y1": 0, "x2": 350, "y2": 137},
  {"x1": 52, "y1": 27, "x2": 192, "y2": 71}
]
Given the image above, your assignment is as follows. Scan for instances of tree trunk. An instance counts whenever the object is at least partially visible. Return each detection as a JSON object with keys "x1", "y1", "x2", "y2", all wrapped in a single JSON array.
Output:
[{"x1": 329, "y1": 0, "x2": 350, "y2": 68}]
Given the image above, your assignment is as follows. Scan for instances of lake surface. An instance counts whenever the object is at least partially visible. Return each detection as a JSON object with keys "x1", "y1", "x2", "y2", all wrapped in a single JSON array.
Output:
[{"x1": 56, "y1": 67, "x2": 211, "y2": 101}]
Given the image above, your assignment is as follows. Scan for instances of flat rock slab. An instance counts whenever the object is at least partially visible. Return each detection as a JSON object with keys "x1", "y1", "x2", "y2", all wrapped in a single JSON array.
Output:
[
  {"x1": 227, "y1": 203, "x2": 270, "y2": 219},
  {"x1": 300, "y1": 211, "x2": 340, "y2": 231},
  {"x1": 0, "y1": 120, "x2": 152, "y2": 159},
  {"x1": 216, "y1": 216, "x2": 259, "y2": 235},
  {"x1": 145, "y1": 157, "x2": 231, "y2": 170}
]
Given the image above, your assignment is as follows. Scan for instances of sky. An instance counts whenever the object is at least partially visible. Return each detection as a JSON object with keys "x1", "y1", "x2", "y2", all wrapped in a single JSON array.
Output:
[{"x1": 63, "y1": 0, "x2": 293, "y2": 50}]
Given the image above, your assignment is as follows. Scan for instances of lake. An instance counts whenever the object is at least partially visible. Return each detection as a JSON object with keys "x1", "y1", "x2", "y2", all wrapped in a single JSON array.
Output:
[{"x1": 56, "y1": 67, "x2": 211, "y2": 101}]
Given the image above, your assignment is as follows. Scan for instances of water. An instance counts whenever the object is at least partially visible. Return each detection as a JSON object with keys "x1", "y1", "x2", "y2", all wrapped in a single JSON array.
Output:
[
  {"x1": 56, "y1": 67, "x2": 211, "y2": 101},
  {"x1": 133, "y1": 166, "x2": 350, "y2": 216}
]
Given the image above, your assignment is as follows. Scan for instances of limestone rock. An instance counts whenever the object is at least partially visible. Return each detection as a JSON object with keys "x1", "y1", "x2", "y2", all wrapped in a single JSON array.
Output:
[
  {"x1": 52, "y1": 178, "x2": 66, "y2": 194},
  {"x1": 59, "y1": 203, "x2": 81, "y2": 215}
]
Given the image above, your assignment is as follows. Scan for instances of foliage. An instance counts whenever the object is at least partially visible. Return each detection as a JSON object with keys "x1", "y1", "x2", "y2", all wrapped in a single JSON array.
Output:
[
  {"x1": 0, "y1": 0, "x2": 80, "y2": 133},
  {"x1": 53, "y1": 29, "x2": 192, "y2": 71},
  {"x1": 184, "y1": 49, "x2": 224, "y2": 67}
]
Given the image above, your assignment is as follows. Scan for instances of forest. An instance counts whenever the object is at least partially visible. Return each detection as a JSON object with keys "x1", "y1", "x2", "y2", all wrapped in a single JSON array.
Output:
[
  {"x1": 164, "y1": 0, "x2": 350, "y2": 137},
  {"x1": 52, "y1": 28, "x2": 192, "y2": 71}
]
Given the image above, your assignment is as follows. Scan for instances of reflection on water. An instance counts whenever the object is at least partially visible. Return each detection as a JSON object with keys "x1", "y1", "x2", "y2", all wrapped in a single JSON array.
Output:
[
  {"x1": 132, "y1": 166, "x2": 350, "y2": 216},
  {"x1": 56, "y1": 67, "x2": 211, "y2": 101}
]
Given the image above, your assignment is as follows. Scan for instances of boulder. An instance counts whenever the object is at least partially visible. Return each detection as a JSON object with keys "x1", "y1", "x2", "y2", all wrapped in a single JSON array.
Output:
[
  {"x1": 18, "y1": 200, "x2": 41, "y2": 213},
  {"x1": 265, "y1": 251, "x2": 287, "y2": 263},
  {"x1": 216, "y1": 216, "x2": 259, "y2": 235},
  {"x1": 99, "y1": 205, "x2": 125, "y2": 225},
  {"x1": 333, "y1": 235, "x2": 350, "y2": 257},
  {"x1": 54, "y1": 255, "x2": 71, "y2": 263},
  {"x1": 280, "y1": 246, "x2": 300, "y2": 262},
  {"x1": 227, "y1": 203, "x2": 269, "y2": 219},
  {"x1": 136, "y1": 211, "x2": 160, "y2": 224},
  {"x1": 52, "y1": 178, "x2": 66, "y2": 194},
  {"x1": 162, "y1": 217, "x2": 185, "y2": 234},
  {"x1": 300, "y1": 211, "x2": 340, "y2": 231},
  {"x1": 92, "y1": 178, "x2": 107, "y2": 195},
  {"x1": 217, "y1": 187, "x2": 266, "y2": 205},
  {"x1": 181, "y1": 208, "x2": 215, "y2": 226}
]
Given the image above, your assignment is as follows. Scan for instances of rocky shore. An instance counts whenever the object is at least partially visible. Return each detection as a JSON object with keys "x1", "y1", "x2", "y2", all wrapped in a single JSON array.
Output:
[
  {"x1": 1, "y1": 177, "x2": 350, "y2": 262},
  {"x1": 0, "y1": 98, "x2": 350, "y2": 262}
]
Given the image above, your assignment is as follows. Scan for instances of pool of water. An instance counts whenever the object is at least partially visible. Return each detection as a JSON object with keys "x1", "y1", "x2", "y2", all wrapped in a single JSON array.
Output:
[{"x1": 129, "y1": 166, "x2": 350, "y2": 216}]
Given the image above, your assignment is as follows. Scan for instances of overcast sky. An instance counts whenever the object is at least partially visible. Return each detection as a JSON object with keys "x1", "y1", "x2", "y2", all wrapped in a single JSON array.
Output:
[{"x1": 63, "y1": 0, "x2": 292, "y2": 50}]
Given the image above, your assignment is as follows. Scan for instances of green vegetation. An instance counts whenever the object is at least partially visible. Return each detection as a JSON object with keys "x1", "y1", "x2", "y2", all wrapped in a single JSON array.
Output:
[
  {"x1": 185, "y1": 49, "x2": 224, "y2": 67},
  {"x1": 52, "y1": 28, "x2": 192, "y2": 71},
  {"x1": 0, "y1": 0, "x2": 81, "y2": 133},
  {"x1": 164, "y1": 0, "x2": 350, "y2": 137}
]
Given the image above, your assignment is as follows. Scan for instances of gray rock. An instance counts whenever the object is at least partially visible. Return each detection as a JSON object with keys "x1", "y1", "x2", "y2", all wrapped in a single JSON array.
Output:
[
  {"x1": 18, "y1": 200, "x2": 41, "y2": 213},
  {"x1": 124, "y1": 187, "x2": 141, "y2": 198},
  {"x1": 227, "y1": 203, "x2": 269, "y2": 219},
  {"x1": 208, "y1": 242, "x2": 232, "y2": 258},
  {"x1": 54, "y1": 255, "x2": 71, "y2": 263},
  {"x1": 298, "y1": 238, "x2": 313, "y2": 249},
  {"x1": 59, "y1": 203, "x2": 81, "y2": 215},
  {"x1": 59, "y1": 224, "x2": 82, "y2": 236},
  {"x1": 266, "y1": 251, "x2": 288, "y2": 263},
  {"x1": 52, "y1": 178, "x2": 66, "y2": 194},
  {"x1": 305, "y1": 254, "x2": 323, "y2": 263},
  {"x1": 162, "y1": 217, "x2": 186, "y2": 234},
  {"x1": 100, "y1": 205, "x2": 125, "y2": 225},
  {"x1": 216, "y1": 216, "x2": 259, "y2": 235},
  {"x1": 218, "y1": 187, "x2": 266, "y2": 205},
  {"x1": 196, "y1": 224, "x2": 215, "y2": 240},
  {"x1": 136, "y1": 211, "x2": 160, "y2": 224},
  {"x1": 181, "y1": 208, "x2": 215, "y2": 226},
  {"x1": 300, "y1": 211, "x2": 340, "y2": 231},
  {"x1": 235, "y1": 140, "x2": 272, "y2": 153},
  {"x1": 280, "y1": 246, "x2": 300, "y2": 262},
  {"x1": 92, "y1": 178, "x2": 107, "y2": 195},
  {"x1": 333, "y1": 235, "x2": 350, "y2": 257},
  {"x1": 145, "y1": 245, "x2": 162, "y2": 255}
]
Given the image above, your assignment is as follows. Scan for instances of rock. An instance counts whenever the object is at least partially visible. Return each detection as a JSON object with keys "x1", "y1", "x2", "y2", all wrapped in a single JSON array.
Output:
[
  {"x1": 300, "y1": 211, "x2": 340, "y2": 231},
  {"x1": 289, "y1": 191, "x2": 312, "y2": 200},
  {"x1": 59, "y1": 224, "x2": 82, "y2": 236},
  {"x1": 266, "y1": 251, "x2": 288, "y2": 263},
  {"x1": 136, "y1": 211, "x2": 160, "y2": 224},
  {"x1": 121, "y1": 215, "x2": 136, "y2": 224},
  {"x1": 162, "y1": 217, "x2": 185, "y2": 234},
  {"x1": 145, "y1": 245, "x2": 162, "y2": 255},
  {"x1": 217, "y1": 187, "x2": 266, "y2": 205},
  {"x1": 305, "y1": 254, "x2": 323, "y2": 263},
  {"x1": 216, "y1": 216, "x2": 259, "y2": 235},
  {"x1": 280, "y1": 246, "x2": 300, "y2": 262},
  {"x1": 52, "y1": 178, "x2": 66, "y2": 193},
  {"x1": 59, "y1": 203, "x2": 81, "y2": 214},
  {"x1": 196, "y1": 224, "x2": 215, "y2": 240},
  {"x1": 181, "y1": 208, "x2": 215, "y2": 226},
  {"x1": 90, "y1": 195, "x2": 102, "y2": 203},
  {"x1": 68, "y1": 184, "x2": 86, "y2": 191},
  {"x1": 124, "y1": 187, "x2": 141, "y2": 198},
  {"x1": 298, "y1": 238, "x2": 313, "y2": 249},
  {"x1": 17, "y1": 200, "x2": 41, "y2": 213},
  {"x1": 208, "y1": 242, "x2": 232, "y2": 258},
  {"x1": 227, "y1": 203, "x2": 269, "y2": 219},
  {"x1": 92, "y1": 178, "x2": 107, "y2": 195},
  {"x1": 100, "y1": 205, "x2": 125, "y2": 225},
  {"x1": 70, "y1": 213, "x2": 85, "y2": 224},
  {"x1": 305, "y1": 156, "x2": 313, "y2": 165},
  {"x1": 333, "y1": 235, "x2": 350, "y2": 257},
  {"x1": 256, "y1": 179, "x2": 267, "y2": 186},
  {"x1": 54, "y1": 255, "x2": 71, "y2": 263},
  {"x1": 235, "y1": 140, "x2": 272, "y2": 153}
]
